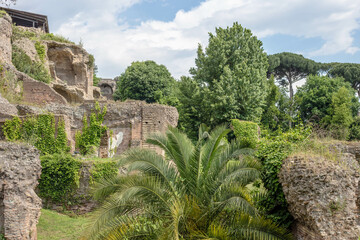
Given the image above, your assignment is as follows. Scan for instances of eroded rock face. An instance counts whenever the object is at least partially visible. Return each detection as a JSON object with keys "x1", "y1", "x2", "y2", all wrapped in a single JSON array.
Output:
[
  {"x1": 279, "y1": 154, "x2": 360, "y2": 240},
  {"x1": 0, "y1": 13, "x2": 12, "y2": 65},
  {"x1": 0, "y1": 93, "x2": 17, "y2": 120},
  {"x1": 47, "y1": 41, "x2": 94, "y2": 103},
  {"x1": 0, "y1": 142, "x2": 42, "y2": 240}
]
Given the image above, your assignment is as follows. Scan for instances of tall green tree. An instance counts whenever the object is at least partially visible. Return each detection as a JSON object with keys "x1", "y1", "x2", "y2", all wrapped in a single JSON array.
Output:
[
  {"x1": 329, "y1": 86, "x2": 354, "y2": 139},
  {"x1": 295, "y1": 75, "x2": 359, "y2": 126},
  {"x1": 113, "y1": 60, "x2": 176, "y2": 103},
  {"x1": 267, "y1": 52, "x2": 319, "y2": 102},
  {"x1": 327, "y1": 63, "x2": 360, "y2": 96},
  {"x1": 267, "y1": 52, "x2": 319, "y2": 126},
  {"x1": 178, "y1": 22, "x2": 268, "y2": 136},
  {"x1": 87, "y1": 125, "x2": 292, "y2": 239}
]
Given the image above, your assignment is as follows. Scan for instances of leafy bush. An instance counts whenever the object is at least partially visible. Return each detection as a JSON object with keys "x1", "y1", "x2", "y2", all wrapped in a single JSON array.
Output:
[
  {"x1": 3, "y1": 116, "x2": 22, "y2": 141},
  {"x1": 35, "y1": 41, "x2": 46, "y2": 62},
  {"x1": 256, "y1": 124, "x2": 311, "y2": 228},
  {"x1": 12, "y1": 45, "x2": 52, "y2": 84},
  {"x1": 231, "y1": 119, "x2": 259, "y2": 148},
  {"x1": 3, "y1": 114, "x2": 70, "y2": 155},
  {"x1": 349, "y1": 117, "x2": 360, "y2": 140},
  {"x1": 39, "y1": 154, "x2": 81, "y2": 205},
  {"x1": 90, "y1": 160, "x2": 118, "y2": 183},
  {"x1": 75, "y1": 102, "x2": 107, "y2": 155}
]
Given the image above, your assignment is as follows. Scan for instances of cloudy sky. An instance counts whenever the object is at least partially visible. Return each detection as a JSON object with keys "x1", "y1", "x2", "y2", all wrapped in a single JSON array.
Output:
[{"x1": 6, "y1": 0, "x2": 360, "y2": 79}]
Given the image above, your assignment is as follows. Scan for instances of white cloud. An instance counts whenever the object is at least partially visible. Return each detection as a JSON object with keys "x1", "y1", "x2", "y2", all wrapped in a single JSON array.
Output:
[{"x1": 12, "y1": 0, "x2": 360, "y2": 78}]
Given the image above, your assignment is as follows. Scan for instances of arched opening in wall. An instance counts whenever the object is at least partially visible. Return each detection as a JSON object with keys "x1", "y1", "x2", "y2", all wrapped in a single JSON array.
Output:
[
  {"x1": 99, "y1": 84, "x2": 114, "y2": 100},
  {"x1": 100, "y1": 84, "x2": 113, "y2": 95}
]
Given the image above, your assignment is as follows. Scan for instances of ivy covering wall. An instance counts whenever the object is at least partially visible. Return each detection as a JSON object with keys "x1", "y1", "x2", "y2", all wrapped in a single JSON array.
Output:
[{"x1": 3, "y1": 114, "x2": 70, "y2": 155}]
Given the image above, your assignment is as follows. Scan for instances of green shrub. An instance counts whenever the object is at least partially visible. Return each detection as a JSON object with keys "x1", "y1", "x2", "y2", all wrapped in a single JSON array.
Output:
[
  {"x1": 231, "y1": 119, "x2": 259, "y2": 148},
  {"x1": 0, "y1": 64, "x2": 23, "y2": 103},
  {"x1": 256, "y1": 139, "x2": 293, "y2": 228},
  {"x1": 11, "y1": 24, "x2": 38, "y2": 41},
  {"x1": 39, "y1": 154, "x2": 81, "y2": 205},
  {"x1": 35, "y1": 41, "x2": 46, "y2": 62},
  {"x1": 12, "y1": 45, "x2": 52, "y2": 84},
  {"x1": 255, "y1": 124, "x2": 311, "y2": 228},
  {"x1": 75, "y1": 102, "x2": 107, "y2": 155},
  {"x1": 2, "y1": 114, "x2": 70, "y2": 155},
  {"x1": 350, "y1": 117, "x2": 360, "y2": 140},
  {"x1": 3, "y1": 116, "x2": 22, "y2": 141},
  {"x1": 90, "y1": 160, "x2": 118, "y2": 183}
]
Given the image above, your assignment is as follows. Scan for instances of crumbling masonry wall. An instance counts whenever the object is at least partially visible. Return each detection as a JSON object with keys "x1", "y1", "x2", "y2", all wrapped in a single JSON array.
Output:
[
  {"x1": 0, "y1": 142, "x2": 42, "y2": 240},
  {"x1": 279, "y1": 151, "x2": 360, "y2": 240}
]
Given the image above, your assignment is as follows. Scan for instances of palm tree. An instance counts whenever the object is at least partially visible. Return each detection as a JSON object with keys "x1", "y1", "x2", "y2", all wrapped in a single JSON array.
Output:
[{"x1": 87, "y1": 125, "x2": 292, "y2": 239}]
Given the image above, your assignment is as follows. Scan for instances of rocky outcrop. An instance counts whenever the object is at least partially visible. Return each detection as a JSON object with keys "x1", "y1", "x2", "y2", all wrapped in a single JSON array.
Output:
[
  {"x1": 0, "y1": 142, "x2": 42, "y2": 240},
  {"x1": 279, "y1": 152, "x2": 360, "y2": 240},
  {"x1": 47, "y1": 41, "x2": 95, "y2": 103},
  {"x1": 0, "y1": 93, "x2": 17, "y2": 120},
  {"x1": 0, "y1": 13, "x2": 12, "y2": 65}
]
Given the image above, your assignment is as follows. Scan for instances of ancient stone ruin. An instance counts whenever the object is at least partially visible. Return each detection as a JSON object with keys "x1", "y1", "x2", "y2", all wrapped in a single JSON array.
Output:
[
  {"x1": 279, "y1": 144, "x2": 360, "y2": 240},
  {"x1": 98, "y1": 78, "x2": 116, "y2": 100},
  {"x1": 0, "y1": 9, "x2": 179, "y2": 239},
  {"x1": 0, "y1": 142, "x2": 42, "y2": 240}
]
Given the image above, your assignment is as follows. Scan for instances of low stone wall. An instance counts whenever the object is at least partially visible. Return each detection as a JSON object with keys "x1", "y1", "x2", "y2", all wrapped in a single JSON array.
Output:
[
  {"x1": 0, "y1": 142, "x2": 42, "y2": 240},
  {"x1": 279, "y1": 152, "x2": 360, "y2": 240}
]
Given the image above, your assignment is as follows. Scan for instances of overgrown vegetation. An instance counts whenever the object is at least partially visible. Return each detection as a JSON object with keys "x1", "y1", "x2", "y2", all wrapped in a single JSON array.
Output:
[
  {"x1": 231, "y1": 119, "x2": 259, "y2": 148},
  {"x1": 12, "y1": 45, "x2": 52, "y2": 83},
  {"x1": 75, "y1": 102, "x2": 107, "y2": 155},
  {"x1": 39, "y1": 154, "x2": 81, "y2": 206},
  {"x1": 88, "y1": 125, "x2": 292, "y2": 239},
  {"x1": 0, "y1": 64, "x2": 23, "y2": 103},
  {"x1": 3, "y1": 114, "x2": 70, "y2": 155},
  {"x1": 35, "y1": 41, "x2": 46, "y2": 62}
]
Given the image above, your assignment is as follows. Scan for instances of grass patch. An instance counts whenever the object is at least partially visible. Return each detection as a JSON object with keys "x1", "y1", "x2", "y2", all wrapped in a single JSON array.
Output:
[
  {"x1": 40, "y1": 33, "x2": 74, "y2": 44},
  {"x1": 37, "y1": 209, "x2": 89, "y2": 240}
]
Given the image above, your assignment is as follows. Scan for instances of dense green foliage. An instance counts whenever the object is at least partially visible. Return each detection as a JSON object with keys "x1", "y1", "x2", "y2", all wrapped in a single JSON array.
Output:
[
  {"x1": 90, "y1": 160, "x2": 118, "y2": 183},
  {"x1": 295, "y1": 75, "x2": 359, "y2": 138},
  {"x1": 268, "y1": 52, "x2": 319, "y2": 102},
  {"x1": 88, "y1": 126, "x2": 292, "y2": 239},
  {"x1": 75, "y1": 102, "x2": 107, "y2": 155},
  {"x1": 255, "y1": 125, "x2": 311, "y2": 228},
  {"x1": 231, "y1": 119, "x2": 259, "y2": 148},
  {"x1": 39, "y1": 154, "x2": 81, "y2": 205},
  {"x1": 113, "y1": 60, "x2": 176, "y2": 103},
  {"x1": 178, "y1": 22, "x2": 269, "y2": 137},
  {"x1": 3, "y1": 114, "x2": 70, "y2": 155},
  {"x1": 12, "y1": 45, "x2": 52, "y2": 83},
  {"x1": 35, "y1": 41, "x2": 46, "y2": 62},
  {"x1": 328, "y1": 63, "x2": 360, "y2": 95}
]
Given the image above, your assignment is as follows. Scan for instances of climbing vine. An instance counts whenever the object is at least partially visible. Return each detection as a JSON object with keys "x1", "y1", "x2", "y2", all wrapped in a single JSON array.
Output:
[
  {"x1": 75, "y1": 102, "x2": 107, "y2": 155},
  {"x1": 2, "y1": 114, "x2": 70, "y2": 155}
]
